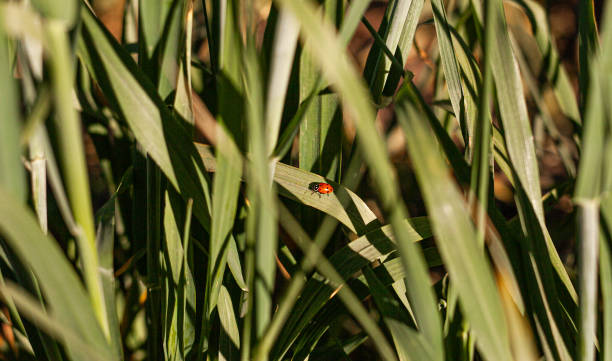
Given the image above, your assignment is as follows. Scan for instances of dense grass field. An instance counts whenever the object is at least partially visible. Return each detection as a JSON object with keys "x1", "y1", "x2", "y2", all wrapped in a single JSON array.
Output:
[{"x1": 0, "y1": 0, "x2": 610, "y2": 360}]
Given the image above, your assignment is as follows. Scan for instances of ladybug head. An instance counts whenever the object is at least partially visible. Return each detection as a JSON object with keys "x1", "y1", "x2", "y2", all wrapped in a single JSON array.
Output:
[{"x1": 308, "y1": 182, "x2": 320, "y2": 192}]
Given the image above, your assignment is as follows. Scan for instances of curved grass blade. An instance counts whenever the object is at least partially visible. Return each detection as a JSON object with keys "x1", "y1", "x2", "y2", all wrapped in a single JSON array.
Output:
[
  {"x1": 0, "y1": 10, "x2": 25, "y2": 202},
  {"x1": 298, "y1": 0, "x2": 343, "y2": 182},
  {"x1": 207, "y1": 127, "x2": 242, "y2": 315},
  {"x1": 338, "y1": 0, "x2": 372, "y2": 46},
  {"x1": 498, "y1": 272, "x2": 539, "y2": 361},
  {"x1": 265, "y1": 8, "x2": 299, "y2": 155},
  {"x1": 203, "y1": 3, "x2": 248, "y2": 353},
  {"x1": 509, "y1": 33, "x2": 576, "y2": 176},
  {"x1": 29, "y1": 0, "x2": 78, "y2": 26},
  {"x1": 156, "y1": 0, "x2": 188, "y2": 99},
  {"x1": 431, "y1": 0, "x2": 468, "y2": 149},
  {"x1": 362, "y1": 0, "x2": 412, "y2": 100},
  {"x1": 218, "y1": 285, "x2": 240, "y2": 360},
  {"x1": 600, "y1": 236, "x2": 612, "y2": 361},
  {"x1": 398, "y1": 97, "x2": 513, "y2": 361},
  {"x1": 242, "y1": 38, "x2": 279, "y2": 354},
  {"x1": 468, "y1": 0, "x2": 494, "y2": 247},
  {"x1": 363, "y1": 267, "x2": 437, "y2": 361},
  {"x1": 0, "y1": 282, "x2": 110, "y2": 361},
  {"x1": 574, "y1": 58, "x2": 604, "y2": 361},
  {"x1": 379, "y1": 0, "x2": 412, "y2": 88},
  {"x1": 95, "y1": 198, "x2": 123, "y2": 361},
  {"x1": 173, "y1": 0, "x2": 195, "y2": 123},
  {"x1": 382, "y1": 0, "x2": 424, "y2": 97},
  {"x1": 574, "y1": 2, "x2": 612, "y2": 359},
  {"x1": 46, "y1": 20, "x2": 109, "y2": 338},
  {"x1": 518, "y1": 0, "x2": 581, "y2": 127},
  {"x1": 396, "y1": 82, "x2": 525, "y2": 310},
  {"x1": 163, "y1": 190, "x2": 197, "y2": 359},
  {"x1": 0, "y1": 186, "x2": 115, "y2": 361},
  {"x1": 271, "y1": 217, "x2": 432, "y2": 359},
  {"x1": 272, "y1": 0, "x2": 372, "y2": 161},
  {"x1": 138, "y1": 0, "x2": 172, "y2": 73},
  {"x1": 473, "y1": 0, "x2": 577, "y2": 306},
  {"x1": 578, "y1": 0, "x2": 599, "y2": 109},
  {"x1": 77, "y1": 6, "x2": 212, "y2": 229}
]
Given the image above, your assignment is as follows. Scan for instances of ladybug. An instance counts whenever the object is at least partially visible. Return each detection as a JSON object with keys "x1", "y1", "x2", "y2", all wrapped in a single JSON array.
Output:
[{"x1": 310, "y1": 182, "x2": 334, "y2": 197}]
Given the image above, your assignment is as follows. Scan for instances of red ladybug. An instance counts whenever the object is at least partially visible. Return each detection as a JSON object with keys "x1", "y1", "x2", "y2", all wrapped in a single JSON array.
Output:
[{"x1": 310, "y1": 182, "x2": 334, "y2": 196}]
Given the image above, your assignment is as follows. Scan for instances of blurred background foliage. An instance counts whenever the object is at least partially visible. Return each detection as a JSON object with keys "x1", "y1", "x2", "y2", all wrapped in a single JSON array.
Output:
[{"x1": 0, "y1": 0, "x2": 610, "y2": 360}]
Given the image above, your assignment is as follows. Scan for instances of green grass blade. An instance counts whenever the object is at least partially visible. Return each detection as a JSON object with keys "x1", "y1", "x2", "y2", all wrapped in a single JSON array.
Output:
[
  {"x1": 272, "y1": 0, "x2": 370, "y2": 162},
  {"x1": 30, "y1": 0, "x2": 77, "y2": 26},
  {"x1": 227, "y1": 235, "x2": 247, "y2": 291},
  {"x1": 481, "y1": 0, "x2": 538, "y2": 218},
  {"x1": 398, "y1": 81, "x2": 471, "y2": 182},
  {"x1": 518, "y1": 0, "x2": 581, "y2": 126},
  {"x1": 207, "y1": 4, "x2": 247, "y2": 350},
  {"x1": 393, "y1": 83, "x2": 524, "y2": 314},
  {"x1": 509, "y1": 33, "x2": 576, "y2": 176},
  {"x1": 601, "y1": 236, "x2": 612, "y2": 361},
  {"x1": 338, "y1": 0, "x2": 371, "y2": 46},
  {"x1": 272, "y1": 88, "x2": 317, "y2": 160},
  {"x1": 578, "y1": 0, "x2": 600, "y2": 109},
  {"x1": 181, "y1": 198, "x2": 194, "y2": 358},
  {"x1": 431, "y1": 0, "x2": 468, "y2": 149},
  {"x1": 0, "y1": 282, "x2": 110, "y2": 361},
  {"x1": 218, "y1": 285, "x2": 240, "y2": 360},
  {"x1": 363, "y1": 266, "x2": 435, "y2": 361},
  {"x1": 0, "y1": 12, "x2": 25, "y2": 202},
  {"x1": 573, "y1": 53, "x2": 604, "y2": 361},
  {"x1": 96, "y1": 197, "x2": 123, "y2": 360},
  {"x1": 574, "y1": 1, "x2": 612, "y2": 358},
  {"x1": 271, "y1": 217, "x2": 431, "y2": 358},
  {"x1": 244, "y1": 38, "x2": 279, "y2": 342},
  {"x1": 265, "y1": 8, "x2": 299, "y2": 155},
  {"x1": 138, "y1": 0, "x2": 171, "y2": 70},
  {"x1": 0, "y1": 186, "x2": 114, "y2": 361},
  {"x1": 288, "y1": 249, "x2": 444, "y2": 360},
  {"x1": 46, "y1": 20, "x2": 110, "y2": 338},
  {"x1": 210, "y1": 0, "x2": 248, "y2": 314},
  {"x1": 145, "y1": 156, "x2": 163, "y2": 361},
  {"x1": 156, "y1": 0, "x2": 186, "y2": 98},
  {"x1": 476, "y1": 0, "x2": 576, "y2": 302},
  {"x1": 209, "y1": 7, "x2": 246, "y2": 335},
  {"x1": 78, "y1": 6, "x2": 212, "y2": 229},
  {"x1": 468, "y1": 0, "x2": 494, "y2": 246},
  {"x1": 299, "y1": 34, "x2": 342, "y2": 182},
  {"x1": 219, "y1": 0, "x2": 243, "y2": 89},
  {"x1": 378, "y1": 0, "x2": 412, "y2": 89},
  {"x1": 208, "y1": 128, "x2": 242, "y2": 314},
  {"x1": 576, "y1": 202, "x2": 600, "y2": 361},
  {"x1": 276, "y1": 202, "x2": 398, "y2": 361},
  {"x1": 28, "y1": 127, "x2": 48, "y2": 235},
  {"x1": 173, "y1": 0, "x2": 195, "y2": 123},
  {"x1": 397, "y1": 97, "x2": 513, "y2": 361},
  {"x1": 163, "y1": 190, "x2": 197, "y2": 359},
  {"x1": 447, "y1": 24, "x2": 480, "y2": 158},
  {"x1": 383, "y1": 0, "x2": 424, "y2": 97}
]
